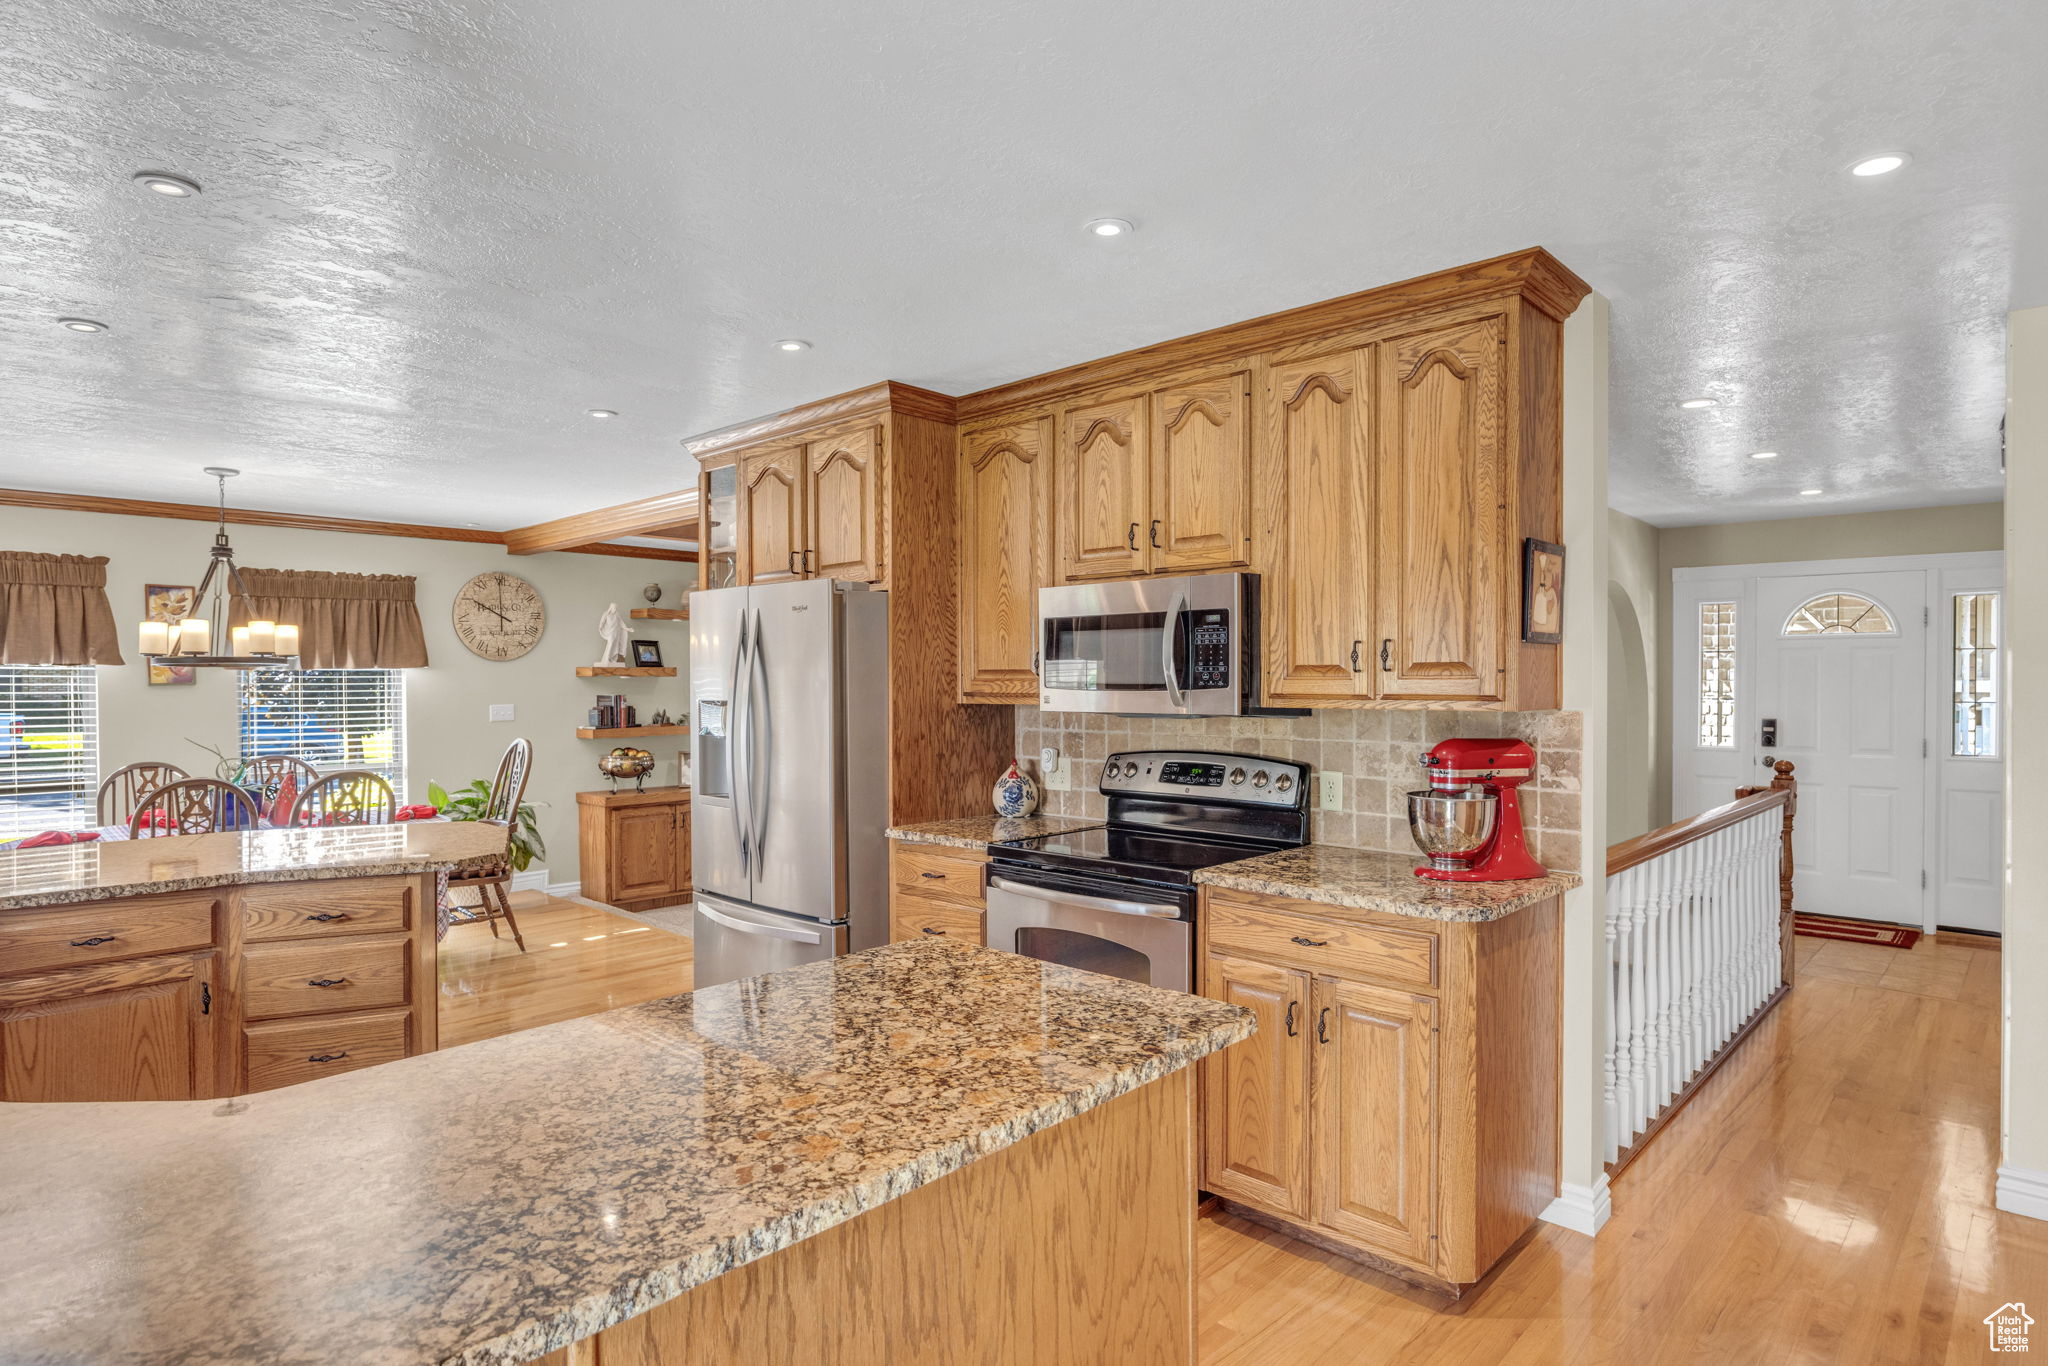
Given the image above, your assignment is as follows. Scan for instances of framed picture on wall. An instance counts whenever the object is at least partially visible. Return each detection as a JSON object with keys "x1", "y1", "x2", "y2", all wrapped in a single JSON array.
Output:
[
  {"x1": 144, "y1": 584, "x2": 196, "y2": 686},
  {"x1": 1522, "y1": 539, "x2": 1565, "y2": 645},
  {"x1": 630, "y1": 639, "x2": 663, "y2": 668}
]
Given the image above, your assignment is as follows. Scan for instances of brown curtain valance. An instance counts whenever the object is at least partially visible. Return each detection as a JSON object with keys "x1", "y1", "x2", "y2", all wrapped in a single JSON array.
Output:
[
  {"x1": 231, "y1": 568, "x2": 429, "y2": 669},
  {"x1": 0, "y1": 552, "x2": 125, "y2": 666}
]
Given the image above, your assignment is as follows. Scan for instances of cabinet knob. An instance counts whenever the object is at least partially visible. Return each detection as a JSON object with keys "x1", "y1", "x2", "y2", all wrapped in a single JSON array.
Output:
[{"x1": 307, "y1": 977, "x2": 349, "y2": 988}]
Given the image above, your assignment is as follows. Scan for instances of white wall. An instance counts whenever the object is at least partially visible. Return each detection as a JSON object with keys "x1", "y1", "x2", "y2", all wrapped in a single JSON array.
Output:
[
  {"x1": 1606, "y1": 509, "x2": 1659, "y2": 839},
  {"x1": 2001, "y1": 306, "x2": 2048, "y2": 1218},
  {"x1": 0, "y1": 505, "x2": 695, "y2": 890}
]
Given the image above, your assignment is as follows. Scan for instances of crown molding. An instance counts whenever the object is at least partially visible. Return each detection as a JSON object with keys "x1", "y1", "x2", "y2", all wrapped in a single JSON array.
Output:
[{"x1": 681, "y1": 380, "x2": 959, "y2": 462}]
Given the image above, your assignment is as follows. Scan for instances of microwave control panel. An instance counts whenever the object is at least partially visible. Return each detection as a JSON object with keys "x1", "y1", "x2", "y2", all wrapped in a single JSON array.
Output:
[{"x1": 1188, "y1": 610, "x2": 1232, "y2": 689}]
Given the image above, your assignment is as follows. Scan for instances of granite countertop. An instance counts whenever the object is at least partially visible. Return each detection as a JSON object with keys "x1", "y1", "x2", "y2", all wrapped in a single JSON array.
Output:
[
  {"x1": 1197, "y1": 844, "x2": 1582, "y2": 922},
  {"x1": 0, "y1": 821, "x2": 510, "y2": 911},
  {"x1": 886, "y1": 813, "x2": 1104, "y2": 851},
  {"x1": 0, "y1": 940, "x2": 1253, "y2": 1366}
]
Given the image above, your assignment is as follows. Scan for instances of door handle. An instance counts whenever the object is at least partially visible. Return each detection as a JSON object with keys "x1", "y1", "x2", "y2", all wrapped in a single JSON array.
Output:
[
  {"x1": 1380, "y1": 639, "x2": 1393, "y2": 671},
  {"x1": 1350, "y1": 640, "x2": 1362, "y2": 672},
  {"x1": 749, "y1": 608, "x2": 771, "y2": 861},
  {"x1": 729, "y1": 612, "x2": 752, "y2": 878},
  {"x1": 1285, "y1": 1000, "x2": 1299, "y2": 1037},
  {"x1": 1316, "y1": 1006, "x2": 1330, "y2": 1043},
  {"x1": 1127, "y1": 522, "x2": 1139, "y2": 551},
  {"x1": 1149, "y1": 519, "x2": 1161, "y2": 548},
  {"x1": 787, "y1": 550, "x2": 797, "y2": 576},
  {"x1": 1161, "y1": 589, "x2": 1188, "y2": 710},
  {"x1": 987, "y1": 876, "x2": 1181, "y2": 919},
  {"x1": 698, "y1": 900, "x2": 823, "y2": 944},
  {"x1": 802, "y1": 548, "x2": 813, "y2": 575}
]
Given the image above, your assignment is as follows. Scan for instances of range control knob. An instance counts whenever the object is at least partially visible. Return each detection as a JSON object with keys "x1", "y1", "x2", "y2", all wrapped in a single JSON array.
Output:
[
  {"x1": 1101, "y1": 760, "x2": 1119, "y2": 783},
  {"x1": 1228, "y1": 767, "x2": 1247, "y2": 785},
  {"x1": 1275, "y1": 773, "x2": 1295, "y2": 793},
  {"x1": 1251, "y1": 769, "x2": 1270, "y2": 789},
  {"x1": 1122, "y1": 760, "x2": 1140, "y2": 778}
]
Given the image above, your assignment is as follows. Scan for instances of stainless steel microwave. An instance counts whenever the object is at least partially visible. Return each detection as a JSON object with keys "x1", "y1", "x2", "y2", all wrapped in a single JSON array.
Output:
[{"x1": 1036, "y1": 572, "x2": 1254, "y2": 716}]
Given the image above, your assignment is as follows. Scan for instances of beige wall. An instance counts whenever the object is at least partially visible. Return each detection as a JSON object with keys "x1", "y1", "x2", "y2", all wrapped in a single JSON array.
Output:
[
  {"x1": 2003, "y1": 306, "x2": 2048, "y2": 1202},
  {"x1": 1606, "y1": 509, "x2": 1660, "y2": 839},
  {"x1": 0, "y1": 505, "x2": 696, "y2": 890}
]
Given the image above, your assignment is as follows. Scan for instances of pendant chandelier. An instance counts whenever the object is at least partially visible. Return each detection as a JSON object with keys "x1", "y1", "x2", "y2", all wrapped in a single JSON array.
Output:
[{"x1": 137, "y1": 468, "x2": 301, "y2": 670}]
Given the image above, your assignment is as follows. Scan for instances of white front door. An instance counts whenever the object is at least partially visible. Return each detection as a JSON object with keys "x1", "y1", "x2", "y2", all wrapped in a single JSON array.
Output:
[{"x1": 1752, "y1": 571, "x2": 1926, "y2": 925}]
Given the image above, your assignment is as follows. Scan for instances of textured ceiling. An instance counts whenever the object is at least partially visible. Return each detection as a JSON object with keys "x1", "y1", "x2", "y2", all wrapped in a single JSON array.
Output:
[{"x1": 1, "y1": 0, "x2": 2041, "y2": 530}]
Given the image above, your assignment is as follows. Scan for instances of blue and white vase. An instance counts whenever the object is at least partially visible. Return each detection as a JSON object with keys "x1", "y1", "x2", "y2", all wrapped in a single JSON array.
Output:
[{"x1": 992, "y1": 761, "x2": 1039, "y2": 818}]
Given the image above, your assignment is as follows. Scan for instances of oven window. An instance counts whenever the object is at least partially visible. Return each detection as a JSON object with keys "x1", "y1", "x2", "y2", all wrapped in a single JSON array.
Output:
[
  {"x1": 1014, "y1": 926, "x2": 1155, "y2": 985},
  {"x1": 1042, "y1": 612, "x2": 1167, "y2": 691}
]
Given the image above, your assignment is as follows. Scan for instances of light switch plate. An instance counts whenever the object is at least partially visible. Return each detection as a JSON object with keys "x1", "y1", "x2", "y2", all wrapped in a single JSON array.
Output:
[
  {"x1": 489, "y1": 704, "x2": 515, "y2": 722},
  {"x1": 1318, "y1": 771, "x2": 1344, "y2": 811}
]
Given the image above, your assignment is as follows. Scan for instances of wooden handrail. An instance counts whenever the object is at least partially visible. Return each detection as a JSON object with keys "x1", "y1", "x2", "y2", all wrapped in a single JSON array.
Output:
[{"x1": 1607, "y1": 761, "x2": 1797, "y2": 878}]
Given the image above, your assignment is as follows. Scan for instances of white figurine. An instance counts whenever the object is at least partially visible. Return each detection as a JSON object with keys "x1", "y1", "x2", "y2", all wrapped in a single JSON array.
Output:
[{"x1": 596, "y1": 603, "x2": 630, "y2": 665}]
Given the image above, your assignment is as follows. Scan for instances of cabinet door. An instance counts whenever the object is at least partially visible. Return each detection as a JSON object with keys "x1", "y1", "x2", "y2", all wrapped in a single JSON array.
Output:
[
  {"x1": 671, "y1": 804, "x2": 693, "y2": 896},
  {"x1": 1057, "y1": 394, "x2": 1150, "y2": 581},
  {"x1": 0, "y1": 952, "x2": 218, "y2": 1102},
  {"x1": 610, "y1": 805, "x2": 680, "y2": 902},
  {"x1": 1152, "y1": 373, "x2": 1252, "y2": 572},
  {"x1": 1376, "y1": 315, "x2": 1505, "y2": 700},
  {"x1": 1200, "y1": 952, "x2": 1311, "y2": 1217},
  {"x1": 739, "y1": 446, "x2": 806, "y2": 585},
  {"x1": 1265, "y1": 348, "x2": 1376, "y2": 700},
  {"x1": 1310, "y1": 976, "x2": 1437, "y2": 1268},
  {"x1": 958, "y1": 417, "x2": 1052, "y2": 702},
  {"x1": 805, "y1": 426, "x2": 884, "y2": 583}
]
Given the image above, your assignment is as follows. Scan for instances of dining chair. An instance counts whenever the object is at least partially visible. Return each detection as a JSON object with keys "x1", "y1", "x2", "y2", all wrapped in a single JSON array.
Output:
[
  {"x1": 444, "y1": 738, "x2": 533, "y2": 951},
  {"x1": 128, "y1": 778, "x2": 259, "y2": 838},
  {"x1": 97, "y1": 762, "x2": 190, "y2": 828},
  {"x1": 291, "y1": 771, "x2": 399, "y2": 827},
  {"x1": 243, "y1": 754, "x2": 320, "y2": 799}
]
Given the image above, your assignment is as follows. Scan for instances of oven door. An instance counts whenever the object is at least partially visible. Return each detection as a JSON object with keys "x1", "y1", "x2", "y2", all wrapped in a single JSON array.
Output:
[
  {"x1": 1036, "y1": 572, "x2": 1247, "y2": 716},
  {"x1": 984, "y1": 871, "x2": 1193, "y2": 993}
]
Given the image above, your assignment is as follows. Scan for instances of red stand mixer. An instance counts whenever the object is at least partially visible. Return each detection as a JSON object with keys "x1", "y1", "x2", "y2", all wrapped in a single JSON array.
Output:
[{"x1": 1406, "y1": 738, "x2": 1548, "y2": 882}]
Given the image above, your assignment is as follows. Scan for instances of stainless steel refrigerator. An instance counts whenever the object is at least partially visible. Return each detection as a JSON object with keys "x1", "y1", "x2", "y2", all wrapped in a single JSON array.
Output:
[{"x1": 689, "y1": 578, "x2": 890, "y2": 989}]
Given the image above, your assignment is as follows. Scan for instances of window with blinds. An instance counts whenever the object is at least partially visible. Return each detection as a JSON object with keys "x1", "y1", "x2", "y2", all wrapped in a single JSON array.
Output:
[
  {"x1": 0, "y1": 666, "x2": 99, "y2": 838},
  {"x1": 238, "y1": 669, "x2": 406, "y2": 797}
]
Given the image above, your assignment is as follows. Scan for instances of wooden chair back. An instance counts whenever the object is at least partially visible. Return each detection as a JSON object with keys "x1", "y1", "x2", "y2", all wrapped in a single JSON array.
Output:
[
  {"x1": 243, "y1": 754, "x2": 320, "y2": 800},
  {"x1": 291, "y1": 771, "x2": 399, "y2": 827},
  {"x1": 484, "y1": 738, "x2": 534, "y2": 826},
  {"x1": 128, "y1": 778, "x2": 258, "y2": 838},
  {"x1": 98, "y1": 762, "x2": 190, "y2": 827}
]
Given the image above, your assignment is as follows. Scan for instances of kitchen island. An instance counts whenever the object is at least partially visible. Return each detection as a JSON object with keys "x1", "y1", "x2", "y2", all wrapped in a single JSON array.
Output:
[
  {"x1": 0, "y1": 940, "x2": 1251, "y2": 1365},
  {"x1": 0, "y1": 821, "x2": 509, "y2": 1100}
]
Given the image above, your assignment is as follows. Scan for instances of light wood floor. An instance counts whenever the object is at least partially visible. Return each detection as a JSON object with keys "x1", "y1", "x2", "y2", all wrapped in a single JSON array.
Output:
[{"x1": 440, "y1": 906, "x2": 2045, "y2": 1363}]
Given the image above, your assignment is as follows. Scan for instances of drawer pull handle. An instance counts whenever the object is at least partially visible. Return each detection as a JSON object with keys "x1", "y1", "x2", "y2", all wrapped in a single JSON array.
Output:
[
  {"x1": 1284, "y1": 1001, "x2": 1299, "y2": 1037},
  {"x1": 69, "y1": 935, "x2": 118, "y2": 948},
  {"x1": 919, "y1": 871, "x2": 947, "y2": 879},
  {"x1": 307, "y1": 977, "x2": 350, "y2": 988},
  {"x1": 1317, "y1": 1007, "x2": 1330, "y2": 1044},
  {"x1": 921, "y1": 926, "x2": 948, "y2": 936},
  {"x1": 307, "y1": 1051, "x2": 350, "y2": 1064},
  {"x1": 305, "y1": 912, "x2": 352, "y2": 923},
  {"x1": 1290, "y1": 935, "x2": 1328, "y2": 948}
]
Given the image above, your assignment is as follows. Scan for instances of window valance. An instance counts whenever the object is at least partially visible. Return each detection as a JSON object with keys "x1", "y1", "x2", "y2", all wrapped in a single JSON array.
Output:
[
  {"x1": 0, "y1": 552, "x2": 126, "y2": 666},
  {"x1": 231, "y1": 568, "x2": 429, "y2": 669}
]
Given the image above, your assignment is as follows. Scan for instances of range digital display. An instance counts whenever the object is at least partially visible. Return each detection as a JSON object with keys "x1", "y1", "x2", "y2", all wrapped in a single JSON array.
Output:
[{"x1": 1159, "y1": 760, "x2": 1225, "y2": 787}]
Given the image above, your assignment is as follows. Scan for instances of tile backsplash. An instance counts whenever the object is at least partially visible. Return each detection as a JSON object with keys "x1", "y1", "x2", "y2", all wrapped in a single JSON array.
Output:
[{"x1": 1012, "y1": 708, "x2": 1583, "y2": 874}]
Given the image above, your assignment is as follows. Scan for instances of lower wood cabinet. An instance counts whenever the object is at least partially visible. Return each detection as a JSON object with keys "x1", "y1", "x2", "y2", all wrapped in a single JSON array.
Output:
[
  {"x1": 887, "y1": 840, "x2": 988, "y2": 946},
  {"x1": 1198, "y1": 888, "x2": 1559, "y2": 1290},
  {"x1": 577, "y1": 787, "x2": 693, "y2": 911},
  {"x1": 0, "y1": 950, "x2": 220, "y2": 1102}
]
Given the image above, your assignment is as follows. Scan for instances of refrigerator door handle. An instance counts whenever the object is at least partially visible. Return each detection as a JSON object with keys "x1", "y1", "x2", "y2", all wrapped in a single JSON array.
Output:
[
  {"x1": 729, "y1": 610, "x2": 751, "y2": 878},
  {"x1": 749, "y1": 608, "x2": 772, "y2": 862},
  {"x1": 698, "y1": 900, "x2": 826, "y2": 944}
]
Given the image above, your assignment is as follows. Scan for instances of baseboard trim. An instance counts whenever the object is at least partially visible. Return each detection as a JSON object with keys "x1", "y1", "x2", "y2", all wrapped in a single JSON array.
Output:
[
  {"x1": 1996, "y1": 1165, "x2": 2048, "y2": 1222},
  {"x1": 510, "y1": 870, "x2": 549, "y2": 894},
  {"x1": 1539, "y1": 1177, "x2": 1612, "y2": 1237},
  {"x1": 543, "y1": 878, "x2": 583, "y2": 900}
]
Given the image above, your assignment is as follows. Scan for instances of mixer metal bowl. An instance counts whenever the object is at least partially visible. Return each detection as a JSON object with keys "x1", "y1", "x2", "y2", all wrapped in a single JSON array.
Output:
[{"x1": 1406, "y1": 787, "x2": 1499, "y2": 872}]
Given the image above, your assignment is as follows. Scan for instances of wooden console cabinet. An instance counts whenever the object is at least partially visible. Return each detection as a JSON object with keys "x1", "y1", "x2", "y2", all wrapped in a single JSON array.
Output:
[{"x1": 577, "y1": 787, "x2": 693, "y2": 911}]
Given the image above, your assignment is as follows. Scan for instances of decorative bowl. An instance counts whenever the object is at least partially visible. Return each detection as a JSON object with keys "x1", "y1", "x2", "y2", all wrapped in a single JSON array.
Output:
[{"x1": 600, "y1": 747, "x2": 657, "y2": 789}]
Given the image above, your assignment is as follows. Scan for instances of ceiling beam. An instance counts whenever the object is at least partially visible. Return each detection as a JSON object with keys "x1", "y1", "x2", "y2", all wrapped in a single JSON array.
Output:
[{"x1": 502, "y1": 489, "x2": 700, "y2": 556}]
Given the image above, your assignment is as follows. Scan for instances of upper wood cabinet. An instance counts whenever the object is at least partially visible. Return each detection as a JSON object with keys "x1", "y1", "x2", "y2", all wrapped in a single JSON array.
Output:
[
  {"x1": 1058, "y1": 394, "x2": 1150, "y2": 582},
  {"x1": 1152, "y1": 372, "x2": 1253, "y2": 573},
  {"x1": 1375, "y1": 315, "x2": 1506, "y2": 701},
  {"x1": 1264, "y1": 348, "x2": 1377, "y2": 701},
  {"x1": 738, "y1": 445, "x2": 806, "y2": 585},
  {"x1": 804, "y1": 425, "x2": 885, "y2": 583},
  {"x1": 958, "y1": 417, "x2": 1051, "y2": 702}
]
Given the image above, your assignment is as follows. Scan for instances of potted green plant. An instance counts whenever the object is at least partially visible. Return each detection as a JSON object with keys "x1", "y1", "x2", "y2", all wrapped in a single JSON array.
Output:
[{"x1": 427, "y1": 778, "x2": 547, "y2": 872}]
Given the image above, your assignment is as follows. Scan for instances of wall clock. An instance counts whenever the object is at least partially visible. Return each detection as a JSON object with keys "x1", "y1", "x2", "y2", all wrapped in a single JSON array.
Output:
[{"x1": 453, "y1": 571, "x2": 546, "y2": 661}]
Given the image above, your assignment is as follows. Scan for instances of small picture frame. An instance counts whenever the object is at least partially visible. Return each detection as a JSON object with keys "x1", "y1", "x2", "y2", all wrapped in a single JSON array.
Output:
[
  {"x1": 630, "y1": 639, "x2": 664, "y2": 668},
  {"x1": 1522, "y1": 538, "x2": 1565, "y2": 644}
]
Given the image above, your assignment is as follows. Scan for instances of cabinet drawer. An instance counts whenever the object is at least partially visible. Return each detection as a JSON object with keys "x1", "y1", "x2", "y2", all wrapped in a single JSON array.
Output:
[
  {"x1": 0, "y1": 895, "x2": 216, "y2": 975},
  {"x1": 244, "y1": 1008, "x2": 410, "y2": 1092},
  {"x1": 241, "y1": 935, "x2": 410, "y2": 1020},
  {"x1": 891, "y1": 896, "x2": 986, "y2": 946},
  {"x1": 240, "y1": 877, "x2": 413, "y2": 942},
  {"x1": 890, "y1": 845, "x2": 987, "y2": 909},
  {"x1": 1205, "y1": 898, "x2": 1436, "y2": 990}
]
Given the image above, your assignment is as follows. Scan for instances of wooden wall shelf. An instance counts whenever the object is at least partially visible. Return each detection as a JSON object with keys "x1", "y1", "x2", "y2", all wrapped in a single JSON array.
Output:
[
  {"x1": 630, "y1": 608, "x2": 690, "y2": 620},
  {"x1": 576, "y1": 725, "x2": 687, "y2": 739},
  {"x1": 575, "y1": 666, "x2": 676, "y2": 677}
]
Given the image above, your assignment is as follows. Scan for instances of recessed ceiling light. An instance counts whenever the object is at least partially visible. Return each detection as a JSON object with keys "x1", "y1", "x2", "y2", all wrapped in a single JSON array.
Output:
[
  {"x1": 586, "y1": 408, "x2": 617, "y2": 419},
  {"x1": 1677, "y1": 397, "x2": 1718, "y2": 410},
  {"x1": 1850, "y1": 154, "x2": 1907, "y2": 177},
  {"x1": 774, "y1": 339, "x2": 811, "y2": 352},
  {"x1": 1798, "y1": 488, "x2": 1823, "y2": 497},
  {"x1": 1084, "y1": 217, "x2": 1134, "y2": 238},
  {"x1": 57, "y1": 317, "x2": 108, "y2": 333},
  {"x1": 1749, "y1": 450, "x2": 1779, "y2": 460},
  {"x1": 133, "y1": 170, "x2": 202, "y2": 197}
]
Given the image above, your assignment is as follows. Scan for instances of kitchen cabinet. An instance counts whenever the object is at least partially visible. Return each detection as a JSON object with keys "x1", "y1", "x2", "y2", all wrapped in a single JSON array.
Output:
[
  {"x1": 1197, "y1": 886, "x2": 1559, "y2": 1291},
  {"x1": 1058, "y1": 392, "x2": 1151, "y2": 581},
  {"x1": 738, "y1": 445, "x2": 806, "y2": 585},
  {"x1": 1152, "y1": 372, "x2": 1254, "y2": 573},
  {"x1": 577, "y1": 787, "x2": 693, "y2": 912},
  {"x1": 804, "y1": 425, "x2": 885, "y2": 582},
  {"x1": 0, "y1": 951, "x2": 219, "y2": 1102},
  {"x1": 957, "y1": 416, "x2": 1052, "y2": 702},
  {"x1": 887, "y1": 840, "x2": 988, "y2": 945}
]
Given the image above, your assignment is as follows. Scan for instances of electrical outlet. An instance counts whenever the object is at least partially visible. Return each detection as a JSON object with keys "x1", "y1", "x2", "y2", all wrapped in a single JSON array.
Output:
[
  {"x1": 1318, "y1": 771, "x2": 1344, "y2": 811},
  {"x1": 1041, "y1": 746, "x2": 1072, "y2": 791},
  {"x1": 489, "y1": 704, "x2": 515, "y2": 722}
]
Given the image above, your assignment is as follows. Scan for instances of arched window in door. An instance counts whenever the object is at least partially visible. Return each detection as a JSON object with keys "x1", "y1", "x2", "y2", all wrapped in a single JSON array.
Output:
[{"x1": 1780, "y1": 592, "x2": 1898, "y2": 636}]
